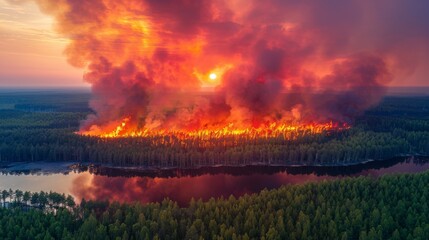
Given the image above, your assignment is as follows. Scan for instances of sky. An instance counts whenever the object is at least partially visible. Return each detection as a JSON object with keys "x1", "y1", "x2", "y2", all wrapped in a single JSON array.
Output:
[
  {"x1": 0, "y1": 0, "x2": 428, "y2": 88},
  {"x1": 0, "y1": 0, "x2": 85, "y2": 87}
]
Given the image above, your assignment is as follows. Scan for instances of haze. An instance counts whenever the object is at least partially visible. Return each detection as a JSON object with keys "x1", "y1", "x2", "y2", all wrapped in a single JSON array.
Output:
[{"x1": 0, "y1": 0, "x2": 428, "y2": 88}]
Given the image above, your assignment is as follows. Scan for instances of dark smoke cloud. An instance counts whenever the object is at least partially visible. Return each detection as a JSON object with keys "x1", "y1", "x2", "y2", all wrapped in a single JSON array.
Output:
[{"x1": 19, "y1": 0, "x2": 429, "y2": 131}]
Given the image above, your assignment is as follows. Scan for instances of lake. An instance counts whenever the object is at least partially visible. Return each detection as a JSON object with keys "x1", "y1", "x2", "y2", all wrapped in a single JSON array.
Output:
[{"x1": 1, "y1": 157, "x2": 428, "y2": 206}]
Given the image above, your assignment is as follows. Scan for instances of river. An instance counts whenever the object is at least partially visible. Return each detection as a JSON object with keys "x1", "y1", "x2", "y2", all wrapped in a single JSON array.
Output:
[{"x1": 0, "y1": 157, "x2": 428, "y2": 206}]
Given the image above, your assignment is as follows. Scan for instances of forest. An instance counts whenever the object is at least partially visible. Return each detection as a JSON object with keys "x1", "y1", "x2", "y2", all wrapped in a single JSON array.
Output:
[
  {"x1": 1, "y1": 171, "x2": 428, "y2": 239},
  {"x1": 0, "y1": 90, "x2": 428, "y2": 167}
]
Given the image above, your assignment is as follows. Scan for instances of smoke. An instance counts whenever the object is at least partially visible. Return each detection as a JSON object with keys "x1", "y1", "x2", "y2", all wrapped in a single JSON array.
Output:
[{"x1": 22, "y1": 0, "x2": 429, "y2": 131}]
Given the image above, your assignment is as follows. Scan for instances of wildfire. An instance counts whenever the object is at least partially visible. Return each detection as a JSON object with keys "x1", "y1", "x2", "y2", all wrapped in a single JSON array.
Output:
[
  {"x1": 36, "y1": 0, "x2": 390, "y2": 140},
  {"x1": 80, "y1": 117, "x2": 350, "y2": 140}
]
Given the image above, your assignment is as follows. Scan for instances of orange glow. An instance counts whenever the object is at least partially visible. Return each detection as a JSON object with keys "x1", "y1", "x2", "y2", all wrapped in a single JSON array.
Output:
[
  {"x1": 194, "y1": 64, "x2": 234, "y2": 87},
  {"x1": 32, "y1": 0, "x2": 389, "y2": 138},
  {"x1": 209, "y1": 73, "x2": 217, "y2": 80},
  {"x1": 80, "y1": 117, "x2": 349, "y2": 140}
]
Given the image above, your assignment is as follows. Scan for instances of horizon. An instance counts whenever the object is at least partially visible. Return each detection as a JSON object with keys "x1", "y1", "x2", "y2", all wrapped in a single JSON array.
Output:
[{"x1": 1, "y1": 86, "x2": 428, "y2": 97}]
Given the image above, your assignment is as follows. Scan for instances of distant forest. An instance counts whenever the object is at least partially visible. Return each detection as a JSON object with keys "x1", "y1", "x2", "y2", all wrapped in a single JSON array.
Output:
[
  {"x1": 0, "y1": 91, "x2": 428, "y2": 167},
  {"x1": 1, "y1": 171, "x2": 429, "y2": 239}
]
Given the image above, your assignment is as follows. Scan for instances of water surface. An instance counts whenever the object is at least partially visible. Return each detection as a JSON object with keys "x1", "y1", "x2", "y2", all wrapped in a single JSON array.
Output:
[{"x1": 1, "y1": 157, "x2": 428, "y2": 205}]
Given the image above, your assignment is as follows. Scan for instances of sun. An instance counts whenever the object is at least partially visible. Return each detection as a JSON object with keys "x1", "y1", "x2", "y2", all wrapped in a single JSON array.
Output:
[{"x1": 209, "y1": 73, "x2": 217, "y2": 81}]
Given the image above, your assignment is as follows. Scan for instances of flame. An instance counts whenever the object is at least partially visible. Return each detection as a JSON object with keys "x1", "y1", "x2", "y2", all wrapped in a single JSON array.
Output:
[
  {"x1": 37, "y1": 0, "x2": 388, "y2": 140},
  {"x1": 80, "y1": 117, "x2": 349, "y2": 141}
]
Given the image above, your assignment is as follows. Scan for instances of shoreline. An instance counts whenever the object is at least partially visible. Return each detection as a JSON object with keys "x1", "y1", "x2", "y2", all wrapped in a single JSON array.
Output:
[{"x1": 1, "y1": 154, "x2": 428, "y2": 177}]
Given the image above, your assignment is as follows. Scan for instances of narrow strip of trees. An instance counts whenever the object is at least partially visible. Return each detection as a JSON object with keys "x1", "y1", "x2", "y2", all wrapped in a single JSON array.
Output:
[{"x1": 1, "y1": 189, "x2": 75, "y2": 211}]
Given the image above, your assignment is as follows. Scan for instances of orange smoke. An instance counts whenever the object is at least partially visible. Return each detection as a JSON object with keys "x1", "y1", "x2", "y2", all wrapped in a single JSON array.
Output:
[{"x1": 31, "y1": 0, "x2": 404, "y2": 137}]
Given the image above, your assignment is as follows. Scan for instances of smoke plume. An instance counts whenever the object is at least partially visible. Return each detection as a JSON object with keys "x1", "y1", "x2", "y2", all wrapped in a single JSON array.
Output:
[{"x1": 23, "y1": 0, "x2": 429, "y2": 132}]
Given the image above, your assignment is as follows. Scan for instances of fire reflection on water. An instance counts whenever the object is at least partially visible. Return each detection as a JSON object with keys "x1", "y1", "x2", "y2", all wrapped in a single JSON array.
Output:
[
  {"x1": 70, "y1": 158, "x2": 429, "y2": 206},
  {"x1": 70, "y1": 172, "x2": 332, "y2": 205},
  {"x1": 1, "y1": 158, "x2": 428, "y2": 206}
]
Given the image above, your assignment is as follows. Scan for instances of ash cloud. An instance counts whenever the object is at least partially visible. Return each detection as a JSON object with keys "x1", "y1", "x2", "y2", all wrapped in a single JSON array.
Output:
[{"x1": 24, "y1": 0, "x2": 429, "y2": 131}]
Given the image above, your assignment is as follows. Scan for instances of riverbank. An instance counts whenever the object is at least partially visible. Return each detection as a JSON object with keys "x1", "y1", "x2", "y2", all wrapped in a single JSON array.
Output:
[
  {"x1": 1, "y1": 157, "x2": 429, "y2": 206},
  {"x1": 1, "y1": 155, "x2": 428, "y2": 177}
]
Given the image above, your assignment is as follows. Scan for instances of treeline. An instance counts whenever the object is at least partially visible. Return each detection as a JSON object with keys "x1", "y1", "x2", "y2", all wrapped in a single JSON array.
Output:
[
  {"x1": 0, "y1": 96, "x2": 429, "y2": 167},
  {"x1": 1, "y1": 171, "x2": 429, "y2": 239},
  {"x1": 0, "y1": 114, "x2": 427, "y2": 167},
  {"x1": 0, "y1": 90, "x2": 91, "y2": 113},
  {"x1": 1, "y1": 189, "x2": 75, "y2": 210}
]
